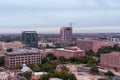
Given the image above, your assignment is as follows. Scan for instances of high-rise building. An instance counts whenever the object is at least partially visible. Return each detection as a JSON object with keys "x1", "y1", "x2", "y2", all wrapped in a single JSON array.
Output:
[
  {"x1": 22, "y1": 31, "x2": 38, "y2": 48},
  {"x1": 60, "y1": 27, "x2": 72, "y2": 44}
]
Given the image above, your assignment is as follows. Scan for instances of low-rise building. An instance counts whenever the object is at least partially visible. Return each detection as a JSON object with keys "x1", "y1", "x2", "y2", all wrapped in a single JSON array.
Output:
[
  {"x1": 54, "y1": 47, "x2": 85, "y2": 59},
  {"x1": 5, "y1": 49, "x2": 46, "y2": 68},
  {"x1": 100, "y1": 52, "x2": 120, "y2": 71}
]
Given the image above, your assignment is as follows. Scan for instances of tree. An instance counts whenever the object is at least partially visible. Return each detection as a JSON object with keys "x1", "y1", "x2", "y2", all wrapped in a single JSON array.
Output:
[
  {"x1": 33, "y1": 65, "x2": 41, "y2": 72},
  {"x1": 7, "y1": 48, "x2": 13, "y2": 52},
  {"x1": 58, "y1": 56, "x2": 68, "y2": 63},
  {"x1": 61, "y1": 66, "x2": 69, "y2": 72},
  {"x1": 90, "y1": 65, "x2": 99, "y2": 74},
  {"x1": 41, "y1": 61, "x2": 57, "y2": 73},
  {"x1": 87, "y1": 58, "x2": 98, "y2": 67},
  {"x1": 46, "y1": 53, "x2": 57, "y2": 60},
  {"x1": 69, "y1": 57, "x2": 79, "y2": 63},
  {"x1": 39, "y1": 70, "x2": 77, "y2": 80},
  {"x1": 113, "y1": 44, "x2": 120, "y2": 51},
  {"x1": 86, "y1": 50, "x2": 95, "y2": 56},
  {"x1": 23, "y1": 72, "x2": 32, "y2": 80},
  {"x1": 0, "y1": 56, "x2": 5, "y2": 66},
  {"x1": 104, "y1": 71, "x2": 115, "y2": 77},
  {"x1": 39, "y1": 74, "x2": 51, "y2": 80}
]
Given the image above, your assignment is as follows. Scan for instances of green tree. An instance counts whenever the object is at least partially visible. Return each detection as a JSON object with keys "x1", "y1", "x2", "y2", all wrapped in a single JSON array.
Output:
[
  {"x1": 7, "y1": 48, "x2": 13, "y2": 52},
  {"x1": 39, "y1": 74, "x2": 51, "y2": 80},
  {"x1": 0, "y1": 56, "x2": 5, "y2": 66},
  {"x1": 39, "y1": 70, "x2": 77, "y2": 80},
  {"x1": 113, "y1": 44, "x2": 120, "y2": 51},
  {"x1": 46, "y1": 53, "x2": 57, "y2": 60},
  {"x1": 33, "y1": 65, "x2": 41, "y2": 72},
  {"x1": 58, "y1": 56, "x2": 68, "y2": 63},
  {"x1": 41, "y1": 61, "x2": 57, "y2": 73},
  {"x1": 69, "y1": 57, "x2": 79, "y2": 63},
  {"x1": 23, "y1": 72, "x2": 32, "y2": 80},
  {"x1": 86, "y1": 50, "x2": 95, "y2": 56},
  {"x1": 104, "y1": 71, "x2": 115, "y2": 77},
  {"x1": 90, "y1": 65, "x2": 99, "y2": 74},
  {"x1": 61, "y1": 66, "x2": 69, "y2": 72}
]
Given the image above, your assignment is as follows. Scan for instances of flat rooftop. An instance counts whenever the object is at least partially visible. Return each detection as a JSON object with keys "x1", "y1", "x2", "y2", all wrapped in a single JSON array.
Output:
[
  {"x1": 5, "y1": 49, "x2": 40, "y2": 56},
  {"x1": 56, "y1": 48, "x2": 84, "y2": 52}
]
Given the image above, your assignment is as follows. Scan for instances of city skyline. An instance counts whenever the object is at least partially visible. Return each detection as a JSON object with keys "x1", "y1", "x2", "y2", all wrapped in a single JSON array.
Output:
[{"x1": 0, "y1": 0, "x2": 120, "y2": 33}]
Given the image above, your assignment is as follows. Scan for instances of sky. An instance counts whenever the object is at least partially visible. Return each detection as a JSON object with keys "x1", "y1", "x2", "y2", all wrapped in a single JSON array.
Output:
[{"x1": 0, "y1": 0, "x2": 120, "y2": 33}]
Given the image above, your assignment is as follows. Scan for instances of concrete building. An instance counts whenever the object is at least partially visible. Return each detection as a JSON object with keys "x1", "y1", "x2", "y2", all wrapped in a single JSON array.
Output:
[
  {"x1": 54, "y1": 47, "x2": 85, "y2": 59},
  {"x1": 22, "y1": 31, "x2": 38, "y2": 48},
  {"x1": 100, "y1": 52, "x2": 120, "y2": 71},
  {"x1": 5, "y1": 49, "x2": 46, "y2": 68},
  {"x1": 60, "y1": 27, "x2": 72, "y2": 44}
]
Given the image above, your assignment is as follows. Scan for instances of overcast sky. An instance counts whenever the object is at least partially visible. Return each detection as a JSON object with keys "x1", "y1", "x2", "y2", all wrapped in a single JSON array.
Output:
[{"x1": 0, "y1": 0, "x2": 120, "y2": 33}]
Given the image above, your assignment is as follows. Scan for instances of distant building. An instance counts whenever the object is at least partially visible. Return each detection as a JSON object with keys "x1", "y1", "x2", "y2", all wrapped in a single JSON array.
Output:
[
  {"x1": 60, "y1": 27, "x2": 72, "y2": 44},
  {"x1": 0, "y1": 41, "x2": 23, "y2": 50},
  {"x1": 77, "y1": 40, "x2": 98, "y2": 52},
  {"x1": 77, "y1": 39, "x2": 116, "y2": 52},
  {"x1": 100, "y1": 52, "x2": 120, "y2": 71},
  {"x1": 5, "y1": 49, "x2": 46, "y2": 68},
  {"x1": 22, "y1": 31, "x2": 38, "y2": 48},
  {"x1": 54, "y1": 47, "x2": 85, "y2": 59}
]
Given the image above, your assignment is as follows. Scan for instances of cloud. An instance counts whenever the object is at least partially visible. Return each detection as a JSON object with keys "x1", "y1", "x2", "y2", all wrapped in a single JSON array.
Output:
[{"x1": 0, "y1": 0, "x2": 120, "y2": 33}]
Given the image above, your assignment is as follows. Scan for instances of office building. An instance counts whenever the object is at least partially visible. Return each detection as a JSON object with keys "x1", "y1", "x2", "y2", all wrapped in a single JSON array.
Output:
[
  {"x1": 60, "y1": 27, "x2": 72, "y2": 44},
  {"x1": 22, "y1": 31, "x2": 38, "y2": 48},
  {"x1": 5, "y1": 49, "x2": 46, "y2": 68}
]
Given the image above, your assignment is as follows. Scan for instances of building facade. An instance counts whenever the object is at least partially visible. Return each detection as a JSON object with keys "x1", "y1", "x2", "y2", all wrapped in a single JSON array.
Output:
[
  {"x1": 22, "y1": 31, "x2": 38, "y2": 48},
  {"x1": 100, "y1": 52, "x2": 120, "y2": 71},
  {"x1": 77, "y1": 40, "x2": 98, "y2": 52},
  {"x1": 54, "y1": 47, "x2": 85, "y2": 59},
  {"x1": 60, "y1": 27, "x2": 72, "y2": 44},
  {"x1": 5, "y1": 49, "x2": 46, "y2": 68}
]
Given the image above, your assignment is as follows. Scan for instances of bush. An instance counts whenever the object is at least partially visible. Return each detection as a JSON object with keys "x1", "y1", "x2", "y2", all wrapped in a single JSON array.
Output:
[{"x1": 7, "y1": 48, "x2": 13, "y2": 52}]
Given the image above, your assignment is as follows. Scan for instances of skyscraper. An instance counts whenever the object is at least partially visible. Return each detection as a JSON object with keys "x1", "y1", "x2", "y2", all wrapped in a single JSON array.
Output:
[
  {"x1": 60, "y1": 27, "x2": 72, "y2": 44},
  {"x1": 22, "y1": 31, "x2": 38, "y2": 48}
]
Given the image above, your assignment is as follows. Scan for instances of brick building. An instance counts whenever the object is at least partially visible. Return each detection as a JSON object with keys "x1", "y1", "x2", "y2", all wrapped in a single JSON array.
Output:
[
  {"x1": 5, "y1": 49, "x2": 46, "y2": 68},
  {"x1": 77, "y1": 40, "x2": 98, "y2": 52},
  {"x1": 54, "y1": 47, "x2": 85, "y2": 59},
  {"x1": 100, "y1": 52, "x2": 120, "y2": 71}
]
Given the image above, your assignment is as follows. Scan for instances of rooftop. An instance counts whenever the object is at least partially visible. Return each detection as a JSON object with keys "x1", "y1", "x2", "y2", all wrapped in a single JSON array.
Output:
[
  {"x1": 56, "y1": 48, "x2": 84, "y2": 52},
  {"x1": 5, "y1": 49, "x2": 40, "y2": 55}
]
